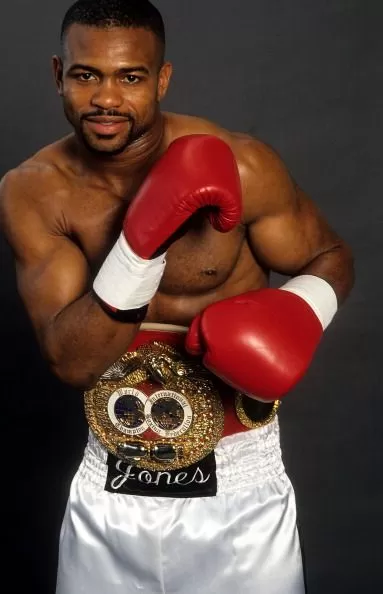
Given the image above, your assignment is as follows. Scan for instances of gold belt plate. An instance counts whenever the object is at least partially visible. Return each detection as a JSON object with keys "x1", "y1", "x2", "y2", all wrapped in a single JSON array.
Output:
[{"x1": 84, "y1": 341, "x2": 225, "y2": 471}]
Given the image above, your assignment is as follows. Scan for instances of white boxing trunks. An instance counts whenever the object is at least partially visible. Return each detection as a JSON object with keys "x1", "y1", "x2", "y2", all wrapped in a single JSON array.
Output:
[{"x1": 55, "y1": 325, "x2": 305, "y2": 594}]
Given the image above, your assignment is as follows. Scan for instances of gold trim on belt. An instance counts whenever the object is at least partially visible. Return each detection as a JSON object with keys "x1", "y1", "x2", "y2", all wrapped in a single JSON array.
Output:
[
  {"x1": 85, "y1": 341, "x2": 225, "y2": 471},
  {"x1": 84, "y1": 341, "x2": 280, "y2": 471}
]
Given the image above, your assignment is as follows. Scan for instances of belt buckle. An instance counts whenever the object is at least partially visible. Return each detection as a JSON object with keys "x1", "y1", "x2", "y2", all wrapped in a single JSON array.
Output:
[{"x1": 84, "y1": 341, "x2": 225, "y2": 471}]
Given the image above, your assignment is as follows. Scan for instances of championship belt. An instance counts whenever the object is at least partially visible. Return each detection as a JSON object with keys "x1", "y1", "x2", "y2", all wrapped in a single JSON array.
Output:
[{"x1": 84, "y1": 340, "x2": 225, "y2": 471}]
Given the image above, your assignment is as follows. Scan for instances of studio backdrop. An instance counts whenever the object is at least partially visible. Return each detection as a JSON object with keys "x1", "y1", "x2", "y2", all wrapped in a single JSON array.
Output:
[{"x1": 0, "y1": 1, "x2": 381, "y2": 593}]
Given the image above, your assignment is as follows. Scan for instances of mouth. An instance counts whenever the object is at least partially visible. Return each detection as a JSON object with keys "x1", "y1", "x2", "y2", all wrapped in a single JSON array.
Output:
[{"x1": 83, "y1": 117, "x2": 131, "y2": 136}]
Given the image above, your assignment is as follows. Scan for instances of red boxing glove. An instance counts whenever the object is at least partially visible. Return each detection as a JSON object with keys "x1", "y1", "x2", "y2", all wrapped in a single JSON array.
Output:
[
  {"x1": 93, "y1": 134, "x2": 242, "y2": 313},
  {"x1": 126, "y1": 134, "x2": 242, "y2": 258},
  {"x1": 185, "y1": 276, "x2": 338, "y2": 401}
]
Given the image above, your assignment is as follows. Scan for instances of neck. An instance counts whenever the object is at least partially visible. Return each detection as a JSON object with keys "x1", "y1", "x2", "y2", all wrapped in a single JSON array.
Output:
[{"x1": 72, "y1": 113, "x2": 166, "y2": 190}]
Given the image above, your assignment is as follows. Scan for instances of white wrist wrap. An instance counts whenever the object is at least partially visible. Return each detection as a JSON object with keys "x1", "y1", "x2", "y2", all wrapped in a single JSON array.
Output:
[
  {"x1": 93, "y1": 233, "x2": 166, "y2": 310},
  {"x1": 280, "y1": 274, "x2": 338, "y2": 330}
]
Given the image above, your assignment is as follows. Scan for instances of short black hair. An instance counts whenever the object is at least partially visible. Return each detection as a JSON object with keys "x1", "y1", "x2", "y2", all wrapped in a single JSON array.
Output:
[{"x1": 61, "y1": 0, "x2": 165, "y2": 60}]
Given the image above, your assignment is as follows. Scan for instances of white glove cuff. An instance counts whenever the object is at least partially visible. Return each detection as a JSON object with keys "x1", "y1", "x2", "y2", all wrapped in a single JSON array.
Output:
[
  {"x1": 280, "y1": 274, "x2": 338, "y2": 330},
  {"x1": 93, "y1": 232, "x2": 166, "y2": 310}
]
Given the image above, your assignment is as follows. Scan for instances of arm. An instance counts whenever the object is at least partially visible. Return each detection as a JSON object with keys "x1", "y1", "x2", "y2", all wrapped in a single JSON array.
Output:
[
  {"x1": 1, "y1": 136, "x2": 241, "y2": 390},
  {"x1": 241, "y1": 138, "x2": 354, "y2": 302},
  {"x1": 0, "y1": 170, "x2": 140, "y2": 389},
  {"x1": 186, "y1": 137, "x2": 355, "y2": 401}
]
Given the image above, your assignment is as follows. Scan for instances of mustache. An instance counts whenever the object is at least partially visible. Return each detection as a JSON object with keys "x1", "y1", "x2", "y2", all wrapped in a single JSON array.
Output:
[{"x1": 81, "y1": 110, "x2": 134, "y2": 120}]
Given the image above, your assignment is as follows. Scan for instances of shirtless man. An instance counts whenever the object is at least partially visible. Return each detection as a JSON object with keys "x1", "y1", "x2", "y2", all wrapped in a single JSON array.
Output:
[{"x1": 0, "y1": 1, "x2": 354, "y2": 593}]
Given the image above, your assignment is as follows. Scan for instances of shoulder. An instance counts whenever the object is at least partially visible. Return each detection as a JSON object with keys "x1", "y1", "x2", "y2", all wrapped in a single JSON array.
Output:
[
  {"x1": 229, "y1": 135, "x2": 298, "y2": 222},
  {"x1": 0, "y1": 138, "x2": 72, "y2": 236},
  {"x1": 164, "y1": 113, "x2": 297, "y2": 223},
  {"x1": 0, "y1": 163, "x2": 57, "y2": 228},
  {"x1": 1, "y1": 137, "x2": 72, "y2": 207}
]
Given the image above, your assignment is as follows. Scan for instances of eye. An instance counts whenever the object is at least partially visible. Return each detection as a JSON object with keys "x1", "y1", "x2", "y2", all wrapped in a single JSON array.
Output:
[
  {"x1": 123, "y1": 74, "x2": 141, "y2": 84},
  {"x1": 76, "y1": 72, "x2": 96, "y2": 82}
]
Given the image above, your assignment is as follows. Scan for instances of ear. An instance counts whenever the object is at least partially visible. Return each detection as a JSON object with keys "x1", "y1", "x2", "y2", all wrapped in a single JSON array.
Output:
[
  {"x1": 157, "y1": 62, "x2": 173, "y2": 102},
  {"x1": 52, "y1": 55, "x2": 64, "y2": 96}
]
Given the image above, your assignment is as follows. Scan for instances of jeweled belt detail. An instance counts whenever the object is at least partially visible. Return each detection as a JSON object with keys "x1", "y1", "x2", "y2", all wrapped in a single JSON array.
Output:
[{"x1": 84, "y1": 341, "x2": 225, "y2": 471}]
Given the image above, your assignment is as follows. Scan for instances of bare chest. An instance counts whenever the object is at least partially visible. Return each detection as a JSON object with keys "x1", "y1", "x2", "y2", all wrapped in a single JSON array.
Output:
[{"x1": 66, "y1": 187, "x2": 245, "y2": 289}]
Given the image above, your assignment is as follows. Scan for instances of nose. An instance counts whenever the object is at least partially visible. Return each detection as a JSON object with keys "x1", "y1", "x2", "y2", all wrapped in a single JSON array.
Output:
[{"x1": 90, "y1": 79, "x2": 123, "y2": 110}]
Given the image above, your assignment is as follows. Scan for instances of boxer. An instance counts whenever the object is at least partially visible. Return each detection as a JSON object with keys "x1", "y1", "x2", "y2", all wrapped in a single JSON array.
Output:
[{"x1": 0, "y1": 1, "x2": 354, "y2": 593}]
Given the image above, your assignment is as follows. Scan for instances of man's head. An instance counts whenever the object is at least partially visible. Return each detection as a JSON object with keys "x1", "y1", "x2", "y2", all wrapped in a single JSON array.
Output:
[{"x1": 53, "y1": 0, "x2": 172, "y2": 155}]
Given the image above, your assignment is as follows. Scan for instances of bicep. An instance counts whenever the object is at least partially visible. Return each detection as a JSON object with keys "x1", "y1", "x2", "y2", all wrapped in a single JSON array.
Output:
[
  {"x1": 16, "y1": 236, "x2": 90, "y2": 336},
  {"x1": 1, "y1": 180, "x2": 90, "y2": 337},
  {"x1": 247, "y1": 187, "x2": 342, "y2": 275}
]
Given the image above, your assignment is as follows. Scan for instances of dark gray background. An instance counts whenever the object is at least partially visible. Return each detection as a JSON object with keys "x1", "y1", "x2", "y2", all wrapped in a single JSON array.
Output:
[{"x1": 0, "y1": 1, "x2": 381, "y2": 592}]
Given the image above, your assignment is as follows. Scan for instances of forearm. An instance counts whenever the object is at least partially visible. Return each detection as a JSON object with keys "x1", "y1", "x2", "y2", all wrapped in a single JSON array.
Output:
[
  {"x1": 43, "y1": 291, "x2": 141, "y2": 389},
  {"x1": 297, "y1": 242, "x2": 354, "y2": 306}
]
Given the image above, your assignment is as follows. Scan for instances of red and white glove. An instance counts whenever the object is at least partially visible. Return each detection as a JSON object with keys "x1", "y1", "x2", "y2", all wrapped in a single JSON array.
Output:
[
  {"x1": 185, "y1": 275, "x2": 338, "y2": 401},
  {"x1": 93, "y1": 134, "x2": 241, "y2": 314}
]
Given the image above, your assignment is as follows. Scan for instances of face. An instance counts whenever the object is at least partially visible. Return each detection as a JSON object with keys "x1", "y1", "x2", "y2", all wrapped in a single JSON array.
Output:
[{"x1": 53, "y1": 25, "x2": 172, "y2": 155}]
